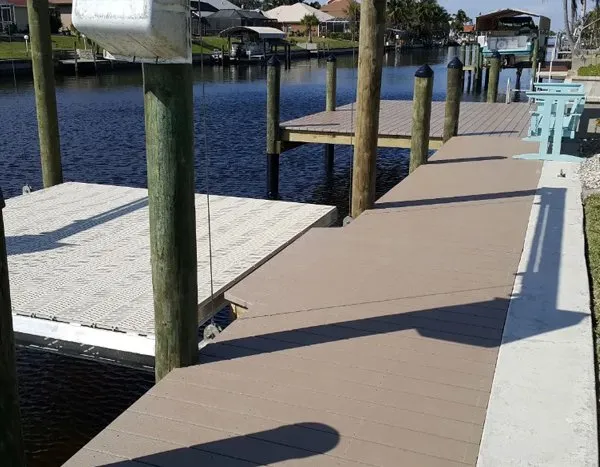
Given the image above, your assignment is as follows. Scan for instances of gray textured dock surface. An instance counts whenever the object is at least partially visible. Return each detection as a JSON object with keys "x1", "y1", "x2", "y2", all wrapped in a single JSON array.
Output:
[{"x1": 5, "y1": 182, "x2": 336, "y2": 352}]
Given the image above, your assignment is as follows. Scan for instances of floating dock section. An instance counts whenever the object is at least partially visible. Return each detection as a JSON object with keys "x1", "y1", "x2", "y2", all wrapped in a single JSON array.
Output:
[{"x1": 5, "y1": 182, "x2": 336, "y2": 365}]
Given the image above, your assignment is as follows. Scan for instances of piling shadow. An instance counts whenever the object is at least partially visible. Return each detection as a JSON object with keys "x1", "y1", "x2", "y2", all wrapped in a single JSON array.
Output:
[
  {"x1": 373, "y1": 189, "x2": 537, "y2": 209},
  {"x1": 428, "y1": 155, "x2": 507, "y2": 164},
  {"x1": 7, "y1": 197, "x2": 148, "y2": 255},
  {"x1": 99, "y1": 423, "x2": 340, "y2": 466}
]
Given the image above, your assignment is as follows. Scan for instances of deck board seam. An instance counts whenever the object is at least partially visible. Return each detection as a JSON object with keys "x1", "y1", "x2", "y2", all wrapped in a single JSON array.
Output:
[
  {"x1": 210, "y1": 335, "x2": 498, "y2": 379},
  {"x1": 199, "y1": 351, "x2": 492, "y2": 406},
  {"x1": 216, "y1": 330, "x2": 502, "y2": 366},
  {"x1": 161, "y1": 376, "x2": 487, "y2": 426},
  {"x1": 144, "y1": 392, "x2": 482, "y2": 450},
  {"x1": 103, "y1": 427, "x2": 378, "y2": 467},
  {"x1": 127, "y1": 406, "x2": 476, "y2": 465}
]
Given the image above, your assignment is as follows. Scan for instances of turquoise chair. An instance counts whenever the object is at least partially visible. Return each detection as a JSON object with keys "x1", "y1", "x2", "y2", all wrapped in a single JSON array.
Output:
[{"x1": 515, "y1": 90, "x2": 585, "y2": 162}]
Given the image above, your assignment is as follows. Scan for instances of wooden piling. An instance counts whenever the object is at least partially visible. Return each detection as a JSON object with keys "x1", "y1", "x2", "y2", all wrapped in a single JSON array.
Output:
[
  {"x1": 467, "y1": 70, "x2": 472, "y2": 92},
  {"x1": 459, "y1": 43, "x2": 466, "y2": 65},
  {"x1": 475, "y1": 47, "x2": 483, "y2": 93},
  {"x1": 288, "y1": 44, "x2": 292, "y2": 68},
  {"x1": 409, "y1": 64, "x2": 434, "y2": 174},
  {"x1": 350, "y1": 0, "x2": 387, "y2": 219},
  {"x1": 0, "y1": 188, "x2": 26, "y2": 467},
  {"x1": 487, "y1": 51, "x2": 501, "y2": 103},
  {"x1": 143, "y1": 64, "x2": 199, "y2": 383},
  {"x1": 443, "y1": 57, "x2": 462, "y2": 143},
  {"x1": 484, "y1": 60, "x2": 490, "y2": 91},
  {"x1": 531, "y1": 37, "x2": 539, "y2": 87},
  {"x1": 266, "y1": 56, "x2": 281, "y2": 199},
  {"x1": 27, "y1": 0, "x2": 62, "y2": 188},
  {"x1": 324, "y1": 55, "x2": 337, "y2": 170}
]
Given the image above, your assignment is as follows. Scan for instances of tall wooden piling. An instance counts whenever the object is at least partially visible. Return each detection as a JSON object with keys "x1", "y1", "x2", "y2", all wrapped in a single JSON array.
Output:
[
  {"x1": 324, "y1": 55, "x2": 337, "y2": 170},
  {"x1": 459, "y1": 43, "x2": 466, "y2": 65},
  {"x1": 487, "y1": 51, "x2": 501, "y2": 103},
  {"x1": 0, "y1": 189, "x2": 26, "y2": 467},
  {"x1": 475, "y1": 47, "x2": 483, "y2": 93},
  {"x1": 143, "y1": 64, "x2": 199, "y2": 382},
  {"x1": 409, "y1": 65, "x2": 434, "y2": 174},
  {"x1": 531, "y1": 37, "x2": 539, "y2": 87},
  {"x1": 443, "y1": 57, "x2": 462, "y2": 143},
  {"x1": 350, "y1": 0, "x2": 387, "y2": 219},
  {"x1": 266, "y1": 56, "x2": 281, "y2": 199},
  {"x1": 27, "y1": 0, "x2": 62, "y2": 187}
]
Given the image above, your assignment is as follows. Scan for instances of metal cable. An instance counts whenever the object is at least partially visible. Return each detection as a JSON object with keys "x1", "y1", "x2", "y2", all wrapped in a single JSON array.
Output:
[{"x1": 198, "y1": 25, "x2": 217, "y2": 331}]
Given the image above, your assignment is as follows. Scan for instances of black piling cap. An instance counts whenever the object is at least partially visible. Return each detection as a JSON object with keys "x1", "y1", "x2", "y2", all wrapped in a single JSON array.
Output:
[
  {"x1": 491, "y1": 50, "x2": 501, "y2": 59},
  {"x1": 0, "y1": 187, "x2": 4, "y2": 210},
  {"x1": 415, "y1": 64, "x2": 434, "y2": 78},
  {"x1": 448, "y1": 57, "x2": 463, "y2": 69},
  {"x1": 327, "y1": 55, "x2": 337, "y2": 63},
  {"x1": 268, "y1": 55, "x2": 281, "y2": 67}
]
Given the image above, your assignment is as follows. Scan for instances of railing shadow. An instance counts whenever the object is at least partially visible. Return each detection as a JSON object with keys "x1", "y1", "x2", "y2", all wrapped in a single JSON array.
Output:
[
  {"x1": 100, "y1": 423, "x2": 340, "y2": 466},
  {"x1": 373, "y1": 189, "x2": 537, "y2": 210},
  {"x1": 7, "y1": 197, "x2": 148, "y2": 255}
]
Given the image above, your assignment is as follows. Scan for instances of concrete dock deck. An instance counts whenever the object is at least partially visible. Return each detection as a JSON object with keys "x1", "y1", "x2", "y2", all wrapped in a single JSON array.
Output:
[
  {"x1": 64, "y1": 135, "x2": 597, "y2": 466},
  {"x1": 4, "y1": 183, "x2": 336, "y2": 364},
  {"x1": 280, "y1": 101, "x2": 532, "y2": 150}
]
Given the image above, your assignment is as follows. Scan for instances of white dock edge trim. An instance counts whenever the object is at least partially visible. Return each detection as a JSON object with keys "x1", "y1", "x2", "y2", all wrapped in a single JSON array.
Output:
[
  {"x1": 13, "y1": 315, "x2": 155, "y2": 357},
  {"x1": 477, "y1": 161, "x2": 598, "y2": 466}
]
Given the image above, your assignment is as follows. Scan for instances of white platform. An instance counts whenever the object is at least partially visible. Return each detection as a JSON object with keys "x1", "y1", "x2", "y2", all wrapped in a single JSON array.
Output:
[
  {"x1": 478, "y1": 162, "x2": 598, "y2": 466},
  {"x1": 4, "y1": 182, "x2": 336, "y2": 361}
]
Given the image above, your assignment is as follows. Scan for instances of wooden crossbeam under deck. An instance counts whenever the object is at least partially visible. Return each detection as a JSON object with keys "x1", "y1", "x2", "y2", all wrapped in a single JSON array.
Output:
[{"x1": 280, "y1": 129, "x2": 443, "y2": 152}]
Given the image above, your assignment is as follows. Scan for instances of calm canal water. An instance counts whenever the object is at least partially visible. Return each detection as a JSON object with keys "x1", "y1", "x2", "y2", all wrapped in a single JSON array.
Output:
[{"x1": 0, "y1": 49, "x2": 528, "y2": 466}]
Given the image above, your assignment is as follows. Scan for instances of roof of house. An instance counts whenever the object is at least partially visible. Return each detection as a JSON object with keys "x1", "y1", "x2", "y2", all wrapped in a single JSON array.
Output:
[
  {"x1": 463, "y1": 25, "x2": 475, "y2": 33},
  {"x1": 265, "y1": 2, "x2": 334, "y2": 23},
  {"x1": 320, "y1": 0, "x2": 355, "y2": 20},
  {"x1": 208, "y1": 9, "x2": 270, "y2": 20},
  {"x1": 199, "y1": 0, "x2": 240, "y2": 11}
]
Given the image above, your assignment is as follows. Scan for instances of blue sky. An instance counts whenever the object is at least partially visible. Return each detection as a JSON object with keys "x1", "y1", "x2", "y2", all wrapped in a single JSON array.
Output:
[{"x1": 438, "y1": 0, "x2": 565, "y2": 30}]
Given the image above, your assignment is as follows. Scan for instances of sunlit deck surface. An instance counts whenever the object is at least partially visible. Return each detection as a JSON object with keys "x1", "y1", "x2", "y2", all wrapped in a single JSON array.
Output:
[
  {"x1": 4, "y1": 183, "x2": 336, "y2": 363},
  {"x1": 63, "y1": 133, "x2": 600, "y2": 467},
  {"x1": 280, "y1": 101, "x2": 532, "y2": 150}
]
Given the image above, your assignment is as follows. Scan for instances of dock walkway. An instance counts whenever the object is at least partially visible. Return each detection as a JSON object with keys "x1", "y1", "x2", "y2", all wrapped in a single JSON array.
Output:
[{"x1": 65, "y1": 134, "x2": 596, "y2": 466}]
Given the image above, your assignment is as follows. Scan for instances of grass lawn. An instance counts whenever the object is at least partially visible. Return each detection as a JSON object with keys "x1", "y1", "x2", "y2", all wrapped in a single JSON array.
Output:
[
  {"x1": 584, "y1": 193, "x2": 600, "y2": 406},
  {"x1": 0, "y1": 35, "x2": 86, "y2": 60},
  {"x1": 192, "y1": 36, "x2": 230, "y2": 54},
  {"x1": 287, "y1": 36, "x2": 358, "y2": 49},
  {"x1": 0, "y1": 34, "x2": 357, "y2": 59},
  {"x1": 579, "y1": 64, "x2": 600, "y2": 76}
]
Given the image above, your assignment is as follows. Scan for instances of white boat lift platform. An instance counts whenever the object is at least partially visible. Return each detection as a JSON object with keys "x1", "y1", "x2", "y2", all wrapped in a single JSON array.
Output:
[{"x1": 4, "y1": 182, "x2": 336, "y2": 367}]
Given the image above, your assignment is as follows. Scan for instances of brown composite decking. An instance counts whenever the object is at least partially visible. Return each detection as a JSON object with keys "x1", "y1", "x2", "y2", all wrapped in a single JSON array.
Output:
[
  {"x1": 280, "y1": 101, "x2": 532, "y2": 150},
  {"x1": 65, "y1": 136, "x2": 543, "y2": 467}
]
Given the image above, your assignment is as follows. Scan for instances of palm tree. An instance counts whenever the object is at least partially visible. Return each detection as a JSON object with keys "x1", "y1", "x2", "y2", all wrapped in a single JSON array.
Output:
[{"x1": 300, "y1": 14, "x2": 320, "y2": 43}]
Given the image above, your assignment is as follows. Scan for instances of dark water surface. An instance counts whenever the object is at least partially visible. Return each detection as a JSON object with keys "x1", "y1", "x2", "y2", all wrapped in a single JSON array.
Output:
[{"x1": 0, "y1": 49, "x2": 527, "y2": 466}]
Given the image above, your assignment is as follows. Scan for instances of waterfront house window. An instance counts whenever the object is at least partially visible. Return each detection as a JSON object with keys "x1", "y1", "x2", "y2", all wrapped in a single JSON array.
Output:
[{"x1": 1, "y1": 6, "x2": 12, "y2": 23}]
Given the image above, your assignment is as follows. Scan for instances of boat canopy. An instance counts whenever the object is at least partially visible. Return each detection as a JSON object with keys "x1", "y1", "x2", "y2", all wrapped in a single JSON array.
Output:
[
  {"x1": 219, "y1": 26, "x2": 286, "y2": 40},
  {"x1": 476, "y1": 8, "x2": 551, "y2": 34}
]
